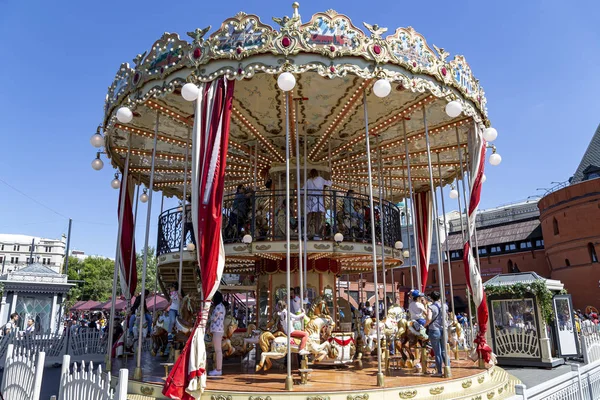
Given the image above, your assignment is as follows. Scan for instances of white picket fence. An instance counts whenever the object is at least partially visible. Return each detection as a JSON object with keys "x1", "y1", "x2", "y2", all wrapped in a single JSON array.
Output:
[
  {"x1": 51, "y1": 354, "x2": 128, "y2": 400},
  {"x1": 0, "y1": 330, "x2": 107, "y2": 367},
  {"x1": 0, "y1": 344, "x2": 45, "y2": 400},
  {"x1": 509, "y1": 332, "x2": 600, "y2": 400}
]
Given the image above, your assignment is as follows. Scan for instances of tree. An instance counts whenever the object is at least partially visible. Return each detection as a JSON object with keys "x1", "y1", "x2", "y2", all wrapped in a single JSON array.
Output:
[
  {"x1": 136, "y1": 246, "x2": 159, "y2": 294},
  {"x1": 66, "y1": 255, "x2": 115, "y2": 306}
]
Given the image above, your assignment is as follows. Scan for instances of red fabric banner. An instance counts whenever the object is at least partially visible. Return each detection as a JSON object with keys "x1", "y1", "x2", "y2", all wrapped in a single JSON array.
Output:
[{"x1": 117, "y1": 175, "x2": 137, "y2": 298}]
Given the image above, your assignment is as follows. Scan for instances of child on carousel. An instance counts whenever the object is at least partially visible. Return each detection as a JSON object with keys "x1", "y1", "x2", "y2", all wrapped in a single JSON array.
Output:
[
  {"x1": 408, "y1": 290, "x2": 428, "y2": 340},
  {"x1": 276, "y1": 300, "x2": 310, "y2": 355}
]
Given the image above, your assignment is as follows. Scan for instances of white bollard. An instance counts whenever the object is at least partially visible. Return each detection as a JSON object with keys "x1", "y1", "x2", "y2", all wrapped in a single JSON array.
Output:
[
  {"x1": 514, "y1": 383, "x2": 528, "y2": 400},
  {"x1": 116, "y1": 368, "x2": 129, "y2": 400}
]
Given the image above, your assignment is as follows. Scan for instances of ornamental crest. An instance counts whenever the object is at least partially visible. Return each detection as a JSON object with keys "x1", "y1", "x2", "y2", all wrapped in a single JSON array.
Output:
[
  {"x1": 105, "y1": 63, "x2": 132, "y2": 114},
  {"x1": 386, "y1": 27, "x2": 436, "y2": 73},
  {"x1": 301, "y1": 11, "x2": 365, "y2": 57},
  {"x1": 141, "y1": 33, "x2": 187, "y2": 78},
  {"x1": 208, "y1": 13, "x2": 275, "y2": 60}
]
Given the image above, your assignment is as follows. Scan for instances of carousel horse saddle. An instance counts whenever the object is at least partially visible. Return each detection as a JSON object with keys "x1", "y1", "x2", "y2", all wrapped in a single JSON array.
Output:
[{"x1": 408, "y1": 321, "x2": 428, "y2": 340}]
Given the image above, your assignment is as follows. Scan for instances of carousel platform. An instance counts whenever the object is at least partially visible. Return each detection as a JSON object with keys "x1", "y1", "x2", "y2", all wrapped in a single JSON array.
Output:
[{"x1": 114, "y1": 351, "x2": 518, "y2": 400}]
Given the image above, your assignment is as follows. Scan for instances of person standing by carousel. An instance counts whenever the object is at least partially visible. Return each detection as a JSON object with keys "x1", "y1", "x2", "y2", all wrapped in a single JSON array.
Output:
[
  {"x1": 427, "y1": 291, "x2": 449, "y2": 377},
  {"x1": 304, "y1": 169, "x2": 332, "y2": 240},
  {"x1": 209, "y1": 291, "x2": 226, "y2": 377}
]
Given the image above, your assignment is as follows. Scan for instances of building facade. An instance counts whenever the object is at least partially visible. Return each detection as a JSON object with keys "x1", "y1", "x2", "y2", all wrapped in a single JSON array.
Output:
[{"x1": 0, "y1": 234, "x2": 66, "y2": 274}]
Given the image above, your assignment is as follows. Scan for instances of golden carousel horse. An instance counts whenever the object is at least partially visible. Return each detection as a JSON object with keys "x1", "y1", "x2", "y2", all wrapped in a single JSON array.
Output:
[
  {"x1": 395, "y1": 318, "x2": 429, "y2": 372},
  {"x1": 172, "y1": 294, "x2": 200, "y2": 351},
  {"x1": 205, "y1": 312, "x2": 239, "y2": 357},
  {"x1": 255, "y1": 297, "x2": 335, "y2": 372}
]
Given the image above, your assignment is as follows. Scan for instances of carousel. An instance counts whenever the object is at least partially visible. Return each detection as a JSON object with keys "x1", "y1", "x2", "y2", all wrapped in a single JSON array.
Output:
[{"x1": 93, "y1": 3, "x2": 515, "y2": 399}]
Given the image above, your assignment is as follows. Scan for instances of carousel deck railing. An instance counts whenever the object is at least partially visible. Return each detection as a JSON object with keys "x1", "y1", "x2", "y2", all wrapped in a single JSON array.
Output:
[{"x1": 157, "y1": 189, "x2": 402, "y2": 256}]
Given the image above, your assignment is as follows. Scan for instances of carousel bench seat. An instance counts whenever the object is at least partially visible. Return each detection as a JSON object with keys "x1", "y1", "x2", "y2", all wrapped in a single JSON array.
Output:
[
  {"x1": 298, "y1": 368, "x2": 313, "y2": 385},
  {"x1": 160, "y1": 362, "x2": 174, "y2": 379}
]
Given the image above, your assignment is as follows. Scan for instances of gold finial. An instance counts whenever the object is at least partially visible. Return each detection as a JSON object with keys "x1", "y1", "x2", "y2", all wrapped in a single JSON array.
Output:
[{"x1": 292, "y1": 2, "x2": 300, "y2": 18}]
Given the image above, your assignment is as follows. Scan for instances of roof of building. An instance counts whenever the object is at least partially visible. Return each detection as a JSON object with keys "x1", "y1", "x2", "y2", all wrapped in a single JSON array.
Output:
[
  {"x1": 0, "y1": 233, "x2": 65, "y2": 245},
  {"x1": 445, "y1": 218, "x2": 542, "y2": 251},
  {"x1": 571, "y1": 123, "x2": 600, "y2": 184},
  {"x1": 13, "y1": 263, "x2": 60, "y2": 276},
  {"x1": 484, "y1": 272, "x2": 563, "y2": 291}
]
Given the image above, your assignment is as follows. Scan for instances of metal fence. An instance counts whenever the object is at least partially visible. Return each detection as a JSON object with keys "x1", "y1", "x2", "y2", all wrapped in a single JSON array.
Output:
[{"x1": 157, "y1": 189, "x2": 402, "y2": 256}]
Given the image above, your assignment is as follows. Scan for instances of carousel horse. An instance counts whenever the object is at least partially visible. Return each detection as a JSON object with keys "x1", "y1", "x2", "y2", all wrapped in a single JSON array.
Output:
[
  {"x1": 361, "y1": 315, "x2": 385, "y2": 355},
  {"x1": 447, "y1": 313, "x2": 465, "y2": 359},
  {"x1": 396, "y1": 318, "x2": 429, "y2": 372},
  {"x1": 172, "y1": 294, "x2": 199, "y2": 351},
  {"x1": 151, "y1": 313, "x2": 169, "y2": 356},
  {"x1": 255, "y1": 297, "x2": 334, "y2": 372}
]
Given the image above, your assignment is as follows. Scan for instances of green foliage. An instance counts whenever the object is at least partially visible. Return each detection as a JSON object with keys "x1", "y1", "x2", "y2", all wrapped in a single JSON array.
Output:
[
  {"x1": 65, "y1": 246, "x2": 160, "y2": 307},
  {"x1": 485, "y1": 280, "x2": 564, "y2": 325}
]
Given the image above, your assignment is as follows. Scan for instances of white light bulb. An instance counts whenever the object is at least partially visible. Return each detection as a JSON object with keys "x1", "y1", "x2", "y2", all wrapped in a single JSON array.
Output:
[
  {"x1": 445, "y1": 101, "x2": 462, "y2": 118},
  {"x1": 373, "y1": 79, "x2": 392, "y2": 98},
  {"x1": 483, "y1": 127, "x2": 498, "y2": 142},
  {"x1": 334, "y1": 232, "x2": 344, "y2": 243},
  {"x1": 140, "y1": 190, "x2": 149, "y2": 203},
  {"x1": 402, "y1": 250, "x2": 410, "y2": 258},
  {"x1": 111, "y1": 177, "x2": 121, "y2": 189},
  {"x1": 90, "y1": 133, "x2": 104, "y2": 148},
  {"x1": 277, "y1": 72, "x2": 296, "y2": 91},
  {"x1": 449, "y1": 189, "x2": 459, "y2": 199},
  {"x1": 489, "y1": 153, "x2": 502, "y2": 166},
  {"x1": 186, "y1": 243, "x2": 196, "y2": 251},
  {"x1": 394, "y1": 241, "x2": 404, "y2": 250},
  {"x1": 91, "y1": 157, "x2": 104, "y2": 171},
  {"x1": 116, "y1": 107, "x2": 133, "y2": 123},
  {"x1": 181, "y1": 83, "x2": 200, "y2": 101},
  {"x1": 242, "y1": 234, "x2": 253, "y2": 244}
]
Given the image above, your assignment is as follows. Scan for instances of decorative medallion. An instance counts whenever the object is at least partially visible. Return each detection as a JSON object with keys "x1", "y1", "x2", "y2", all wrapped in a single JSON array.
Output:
[
  {"x1": 211, "y1": 396, "x2": 232, "y2": 400},
  {"x1": 429, "y1": 387, "x2": 444, "y2": 395},
  {"x1": 249, "y1": 397, "x2": 272, "y2": 400},
  {"x1": 140, "y1": 386, "x2": 155, "y2": 396},
  {"x1": 498, "y1": 387, "x2": 503, "y2": 394},
  {"x1": 471, "y1": 396, "x2": 482, "y2": 400},
  {"x1": 314, "y1": 244, "x2": 331, "y2": 250},
  {"x1": 255, "y1": 244, "x2": 271, "y2": 250},
  {"x1": 307, "y1": 396, "x2": 330, "y2": 400},
  {"x1": 208, "y1": 13, "x2": 274, "y2": 60},
  {"x1": 462, "y1": 379, "x2": 473, "y2": 389},
  {"x1": 233, "y1": 245, "x2": 248, "y2": 252},
  {"x1": 301, "y1": 11, "x2": 365, "y2": 57},
  {"x1": 478, "y1": 376, "x2": 485, "y2": 384},
  {"x1": 347, "y1": 395, "x2": 368, "y2": 400},
  {"x1": 486, "y1": 392, "x2": 495, "y2": 399},
  {"x1": 398, "y1": 390, "x2": 417, "y2": 399},
  {"x1": 364, "y1": 246, "x2": 373, "y2": 252},
  {"x1": 141, "y1": 33, "x2": 187, "y2": 77},
  {"x1": 339, "y1": 245, "x2": 354, "y2": 251}
]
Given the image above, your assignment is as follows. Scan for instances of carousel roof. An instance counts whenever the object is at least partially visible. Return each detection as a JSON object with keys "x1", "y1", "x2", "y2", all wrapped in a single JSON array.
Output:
[{"x1": 100, "y1": 4, "x2": 490, "y2": 201}]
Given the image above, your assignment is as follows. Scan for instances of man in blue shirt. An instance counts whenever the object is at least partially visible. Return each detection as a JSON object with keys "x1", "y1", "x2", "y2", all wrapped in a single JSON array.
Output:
[{"x1": 427, "y1": 291, "x2": 449, "y2": 377}]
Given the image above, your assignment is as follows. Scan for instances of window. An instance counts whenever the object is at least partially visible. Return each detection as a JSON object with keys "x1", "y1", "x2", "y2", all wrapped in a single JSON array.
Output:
[
  {"x1": 565, "y1": 259, "x2": 571, "y2": 267},
  {"x1": 479, "y1": 247, "x2": 488, "y2": 255},
  {"x1": 13, "y1": 245, "x2": 19, "y2": 251},
  {"x1": 450, "y1": 251, "x2": 462, "y2": 260},
  {"x1": 505, "y1": 243, "x2": 517, "y2": 251},
  {"x1": 535, "y1": 239, "x2": 544, "y2": 248},
  {"x1": 401, "y1": 272, "x2": 406, "y2": 287},
  {"x1": 28, "y1": 246, "x2": 31, "y2": 251},
  {"x1": 45, "y1": 246, "x2": 52, "y2": 252},
  {"x1": 553, "y1": 217, "x2": 559, "y2": 235},
  {"x1": 490, "y1": 246, "x2": 501, "y2": 254},
  {"x1": 0, "y1": 257, "x2": 3, "y2": 263},
  {"x1": 589, "y1": 243, "x2": 598, "y2": 263},
  {"x1": 14, "y1": 258, "x2": 18, "y2": 264},
  {"x1": 10, "y1": 257, "x2": 14, "y2": 263},
  {"x1": 432, "y1": 269, "x2": 437, "y2": 284},
  {"x1": 520, "y1": 241, "x2": 532, "y2": 249},
  {"x1": 507, "y1": 260, "x2": 513, "y2": 272},
  {"x1": 0, "y1": 245, "x2": 3, "y2": 250}
]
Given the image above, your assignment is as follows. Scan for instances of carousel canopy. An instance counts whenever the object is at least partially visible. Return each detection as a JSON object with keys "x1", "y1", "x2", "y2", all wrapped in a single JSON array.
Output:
[{"x1": 100, "y1": 5, "x2": 489, "y2": 201}]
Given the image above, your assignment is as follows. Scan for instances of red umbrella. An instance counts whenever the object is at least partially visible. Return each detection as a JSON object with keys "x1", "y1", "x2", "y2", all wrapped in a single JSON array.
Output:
[
  {"x1": 72, "y1": 300, "x2": 101, "y2": 311},
  {"x1": 146, "y1": 294, "x2": 169, "y2": 311},
  {"x1": 100, "y1": 298, "x2": 131, "y2": 312},
  {"x1": 70, "y1": 301, "x2": 85, "y2": 310}
]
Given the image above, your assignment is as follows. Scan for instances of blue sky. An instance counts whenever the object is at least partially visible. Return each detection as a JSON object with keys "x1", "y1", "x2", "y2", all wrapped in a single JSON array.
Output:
[{"x1": 0, "y1": 0, "x2": 598, "y2": 257}]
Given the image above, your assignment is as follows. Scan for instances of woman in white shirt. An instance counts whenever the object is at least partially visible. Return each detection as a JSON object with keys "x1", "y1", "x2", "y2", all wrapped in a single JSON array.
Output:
[
  {"x1": 276, "y1": 300, "x2": 309, "y2": 355},
  {"x1": 209, "y1": 291, "x2": 226, "y2": 377},
  {"x1": 303, "y1": 169, "x2": 332, "y2": 239}
]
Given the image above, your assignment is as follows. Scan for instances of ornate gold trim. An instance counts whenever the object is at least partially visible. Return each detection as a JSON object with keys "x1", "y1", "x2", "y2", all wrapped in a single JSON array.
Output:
[
  {"x1": 478, "y1": 376, "x2": 485, "y2": 384},
  {"x1": 487, "y1": 392, "x2": 495, "y2": 399},
  {"x1": 249, "y1": 397, "x2": 272, "y2": 400},
  {"x1": 429, "y1": 387, "x2": 444, "y2": 395},
  {"x1": 398, "y1": 390, "x2": 417, "y2": 399},
  {"x1": 347, "y1": 395, "x2": 368, "y2": 400},
  {"x1": 462, "y1": 379, "x2": 473, "y2": 389},
  {"x1": 233, "y1": 245, "x2": 247, "y2": 251},
  {"x1": 255, "y1": 244, "x2": 272, "y2": 250},
  {"x1": 211, "y1": 396, "x2": 233, "y2": 400},
  {"x1": 307, "y1": 396, "x2": 330, "y2": 400},
  {"x1": 314, "y1": 244, "x2": 331, "y2": 250},
  {"x1": 140, "y1": 386, "x2": 155, "y2": 396}
]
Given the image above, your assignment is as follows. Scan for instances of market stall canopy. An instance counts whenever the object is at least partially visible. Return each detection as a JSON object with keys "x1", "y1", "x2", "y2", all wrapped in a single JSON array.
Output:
[
  {"x1": 146, "y1": 294, "x2": 169, "y2": 311},
  {"x1": 72, "y1": 300, "x2": 101, "y2": 311},
  {"x1": 483, "y1": 272, "x2": 564, "y2": 292},
  {"x1": 70, "y1": 300, "x2": 85, "y2": 310}
]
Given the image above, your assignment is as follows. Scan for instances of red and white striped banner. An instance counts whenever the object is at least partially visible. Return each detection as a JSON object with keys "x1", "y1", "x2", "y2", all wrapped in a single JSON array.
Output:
[
  {"x1": 163, "y1": 77, "x2": 235, "y2": 400},
  {"x1": 414, "y1": 191, "x2": 433, "y2": 292},
  {"x1": 462, "y1": 126, "x2": 493, "y2": 364},
  {"x1": 117, "y1": 174, "x2": 137, "y2": 298}
]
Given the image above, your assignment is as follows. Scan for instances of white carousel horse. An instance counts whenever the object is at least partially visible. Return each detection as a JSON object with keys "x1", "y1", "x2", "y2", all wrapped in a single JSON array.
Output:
[{"x1": 255, "y1": 314, "x2": 334, "y2": 372}]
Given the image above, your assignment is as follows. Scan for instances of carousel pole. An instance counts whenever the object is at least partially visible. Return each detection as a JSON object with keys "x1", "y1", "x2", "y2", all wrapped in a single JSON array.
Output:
[
  {"x1": 178, "y1": 129, "x2": 191, "y2": 298},
  {"x1": 422, "y1": 107, "x2": 451, "y2": 378},
  {"x1": 436, "y1": 153, "x2": 455, "y2": 315},
  {"x1": 401, "y1": 160, "x2": 415, "y2": 290},
  {"x1": 362, "y1": 91, "x2": 384, "y2": 387},
  {"x1": 134, "y1": 111, "x2": 160, "y2": 380},
  {"x1": 403, "y1": 119, "x2": 421, "y2": 290},
  {"x1": 154, "y1": 194, "x2": 165, "y2": 316},
  {"x1": 284, "y1": 92, "x2": 294, "y2": 391},
  {"x1": 106, "y1": 131, "x2": 131, "y2": 373},
  {"x1": 376, "y1": 133, "x2": 388, "y2": 315},
  {"x1": 254, "y1": 141, "x2": 258, "y2": 189},
  {"x1": 455, "y1": 127, "x2": 475, "y2": 334},
  {"x1": 294, "y1": 99, "x2": 305, "y2": 311},
  {"x1": 125, "y1": 179, "x2": 141, "y2": 335},
  {"x1": 303, "y1": 118, "x2": 309, "y2": 306},
  {"x1": 388, "y1": 170, "x2": 395, "y2": 304}
]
